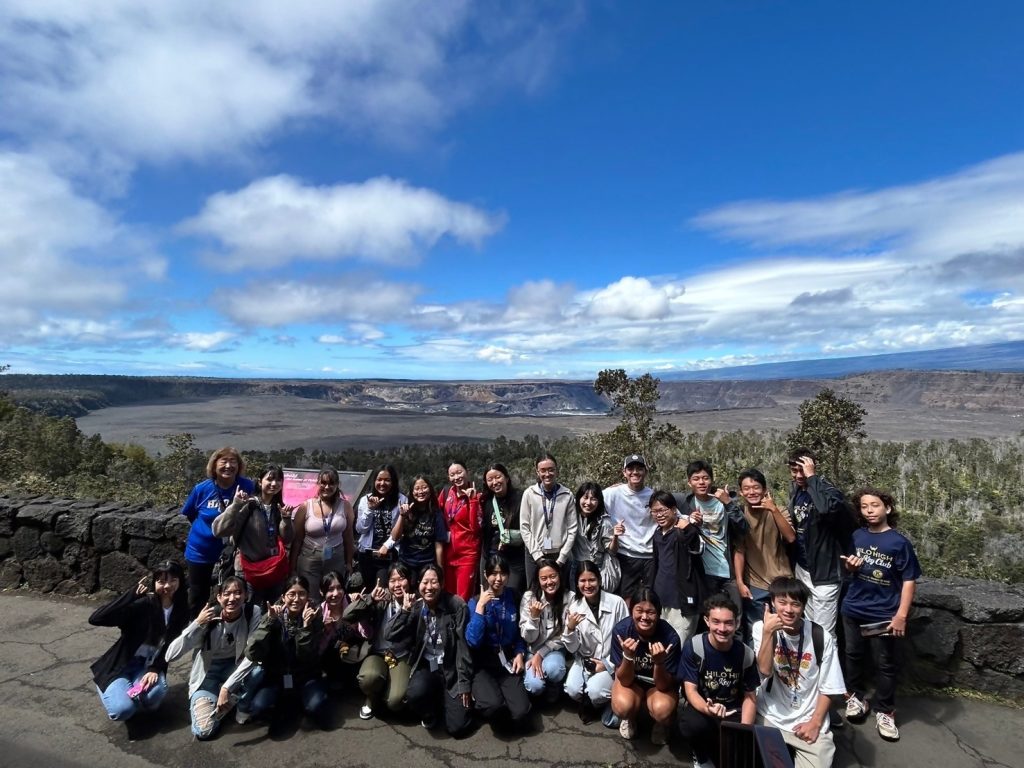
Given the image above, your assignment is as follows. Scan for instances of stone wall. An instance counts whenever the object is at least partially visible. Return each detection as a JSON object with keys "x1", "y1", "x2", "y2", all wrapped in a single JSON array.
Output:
[
  {"x1": 0, "y1": 493, "x2": 189, "y2": 597},
  {"x1": 1, "y1": 494, "x2": 1022, "y2": 700},
  {"x1": 908, "y1": 577, "x2": 1024, "y2": 700}
]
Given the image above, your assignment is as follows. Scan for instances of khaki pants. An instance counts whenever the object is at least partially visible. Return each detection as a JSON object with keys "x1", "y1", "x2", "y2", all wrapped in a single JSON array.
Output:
[
  {"x1": 357, "y1": 655, "x2": 411, "y2": 713},
  {"x1": 757, "y1": 715, "x2": 836, "y2": 768}
]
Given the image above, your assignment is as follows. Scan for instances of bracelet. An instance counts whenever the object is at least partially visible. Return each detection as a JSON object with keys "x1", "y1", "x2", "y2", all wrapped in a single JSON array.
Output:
[{"x1": 621, "y1": 654, "x2": 635, "y2": 662}]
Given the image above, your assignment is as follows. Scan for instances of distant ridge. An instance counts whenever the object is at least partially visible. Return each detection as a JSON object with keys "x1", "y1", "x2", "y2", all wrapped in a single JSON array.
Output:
[{"x1": 661, "y1": 340, "x2": 1024, "y2": 381}]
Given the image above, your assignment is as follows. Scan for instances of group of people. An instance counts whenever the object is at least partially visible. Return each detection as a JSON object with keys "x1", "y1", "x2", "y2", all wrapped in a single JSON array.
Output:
[{"x1": 88, "y1": 446, "x2": 921, "y2": 768}]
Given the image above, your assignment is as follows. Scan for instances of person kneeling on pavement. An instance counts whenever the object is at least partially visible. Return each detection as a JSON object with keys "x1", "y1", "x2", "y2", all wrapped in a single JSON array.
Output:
[{"x1": 166, "y1": 576, "x2": 263, "y2": 738}]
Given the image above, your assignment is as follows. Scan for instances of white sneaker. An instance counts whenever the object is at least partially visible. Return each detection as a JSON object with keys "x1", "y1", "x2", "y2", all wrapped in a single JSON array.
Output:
[
  {"x1": 845, "y1": 694, "x2": 870, "y2": 723},
  {"x1": 876, "y1": 711, "x2": 900, "y2": 741},
  {"x1": 235, "y1": 708, "x2": 252, "y2": 725},
  {"x1": 650, "y1": 721, "x2": 668, "y2": 745},
  {"x1": 618, "y1": 717, "x2": 636, "y2": 740},
  {"x1": 359, "y1": 703, "x2": 374, "y2": 720}
]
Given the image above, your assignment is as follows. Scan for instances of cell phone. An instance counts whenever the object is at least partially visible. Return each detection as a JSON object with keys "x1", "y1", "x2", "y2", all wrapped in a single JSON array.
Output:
[
  {"x1": 859, "y1": 620, "x2": 891, "y2": 637},
  {"x1": 126, "y1": 681, "x2": 146, "y2": 699}
]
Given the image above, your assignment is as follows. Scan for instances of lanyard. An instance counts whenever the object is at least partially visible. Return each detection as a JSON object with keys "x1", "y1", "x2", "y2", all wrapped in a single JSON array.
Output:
[
  {"x1": 319, "y1": 499, "x2": 338, "y2": 538},
  {"x1": 423, "y1": 609, "x2": 442, "y2": 650},
  {"x1": 540, "y1": 484, "x2": 557, "y2": 527},
  {"x1": 492, "y1": 498, "x2": 507, "y2": 537}
]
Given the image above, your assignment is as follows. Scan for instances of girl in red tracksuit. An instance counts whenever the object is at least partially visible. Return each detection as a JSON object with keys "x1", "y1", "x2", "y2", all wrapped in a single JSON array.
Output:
[{"x1": 439, "y1": 461, "x2": 482, "y2": 600}]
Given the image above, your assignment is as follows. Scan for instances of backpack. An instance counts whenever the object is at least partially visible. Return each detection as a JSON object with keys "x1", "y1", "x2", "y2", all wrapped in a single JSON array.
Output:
[
  {"x1": 690, "y1": 632, "x2": 756, "y2": 686},
  {"x1": 762, "y1": 620, "x2": 825, "y2": 694}
]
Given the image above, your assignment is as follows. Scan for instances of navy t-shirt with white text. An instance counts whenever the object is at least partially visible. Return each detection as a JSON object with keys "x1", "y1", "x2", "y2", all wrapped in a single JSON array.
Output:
[{"x1": 841, "y1": 528, "x2": 922, "y2": 622}]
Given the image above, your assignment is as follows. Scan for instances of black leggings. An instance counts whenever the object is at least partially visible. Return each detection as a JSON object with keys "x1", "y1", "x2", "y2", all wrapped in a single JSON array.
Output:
[{"x1": 186, "y1": 560, "x2": 215, "y2": 618}]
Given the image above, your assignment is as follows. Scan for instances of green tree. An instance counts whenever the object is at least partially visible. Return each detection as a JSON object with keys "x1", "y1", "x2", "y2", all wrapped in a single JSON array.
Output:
[
  {"x1": 786, "y1": 388, "x2": 867, "y2": 482},
  {"x1": 576, "y1": 369, "x2": 682, "y2": 484}
]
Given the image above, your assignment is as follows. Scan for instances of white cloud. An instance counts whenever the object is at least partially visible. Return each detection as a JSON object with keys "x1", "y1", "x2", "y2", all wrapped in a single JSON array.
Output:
[
  {"x1": 0, "y1": 151, "x2": 165, "y2": 341},
  {"x1": 0, "y1": 1, "x2": 576, "y2": 181},
  {"x1": 180, "y1": 175, "x2": 504, "y2": 270},
  {"x1": 170, "y1": 331, "x2": 236, "y2": 351},
  {"x1": 477, "y1": 345, "x2": 523, "y2": 364},
  {"x1": 217, "y1": 278, "x2": 421, "y2": 327},
  {"x1": 585, "y1": 276, "x2": 684, "y2": 320},
  {"x1": 693, "y1": 152, "x2": 1024, "y2": 265}
]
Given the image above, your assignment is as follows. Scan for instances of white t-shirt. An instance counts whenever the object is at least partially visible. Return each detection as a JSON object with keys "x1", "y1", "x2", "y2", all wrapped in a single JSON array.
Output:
[
  {"x1": 602, "y1": 485, "x2": 654, "y2": 558},
  {"x1": 752, "y1": 619, "x2": 846, "y2": 734}
]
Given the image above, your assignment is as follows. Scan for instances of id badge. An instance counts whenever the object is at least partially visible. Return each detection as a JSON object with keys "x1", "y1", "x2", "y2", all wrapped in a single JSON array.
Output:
[
  {"x1": 429, "y1": 657, "x2": 439, "y2": 672},
  {"x1": 790, "y1": 688, "x2": 800, "y2": 709},
  {"x1": 322, "y1": 545, "x2": 333, "y2": 561},
  {"x1": 542, "y1": 536, "x2": 552, "y2": 551},
  {"x1": 499, "y1": 648, "x2": 514, "y2": 673},
  {"x1": 283, "y1": 674, "x2": 294, "y2": 690}
]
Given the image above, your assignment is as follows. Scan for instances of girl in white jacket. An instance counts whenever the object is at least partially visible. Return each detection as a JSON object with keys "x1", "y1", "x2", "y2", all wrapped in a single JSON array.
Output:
[
  {"x1": 166, "y1": 576, "x2": 262, "y2": 739},
  {"x1": 562, "y1": 560, "x2": 628, "y2": 725}
]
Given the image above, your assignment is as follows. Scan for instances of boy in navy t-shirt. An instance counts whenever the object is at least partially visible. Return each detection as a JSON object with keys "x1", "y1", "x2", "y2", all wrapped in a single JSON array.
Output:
[
  {"x1": 840, "y1": 487, "x2": 921, "y2": 743},
  {"x1": 678, "y1": 594, "x2": 758, "y2": 768}
]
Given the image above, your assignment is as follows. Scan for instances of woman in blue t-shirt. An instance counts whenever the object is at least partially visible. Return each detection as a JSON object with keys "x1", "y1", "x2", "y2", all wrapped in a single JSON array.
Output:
[
  {"x1": 840, "y1": 487, "x2": 921, "y2": 743},
  {"x1": 180, "y1": 447, "x2": 255, "y2": 617},
  {"x1": 609, "y1": 587, "x2": 682, "y2": 746}
]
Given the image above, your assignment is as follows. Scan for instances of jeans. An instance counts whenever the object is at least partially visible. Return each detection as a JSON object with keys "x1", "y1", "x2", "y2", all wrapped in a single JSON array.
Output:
[
  {"x1": 523, "y1": 651, "x2": 567, "y2": 698},
  {"x1": 248, "y1": 671, "x2": 327, "y2": 719},
  {"x1": 96, "y1": 658, "x2": 168, "y2": 721},
  {"x1": 564, "y1": 660, "x2": 614, "y2": 706},
  {"x1": 742, "y1": 586, "x2": 771, "y2": 644},
  {"x1": 189, "y1": 658, "x2": 263, "y2": 739}
]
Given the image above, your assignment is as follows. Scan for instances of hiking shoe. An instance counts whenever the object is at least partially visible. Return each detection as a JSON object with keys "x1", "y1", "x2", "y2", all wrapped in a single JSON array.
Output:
[
  {"x1": 876, "y1": 711, "x2": 900, "y2": 741},
  {"x1": 359, "y1": 702, "x2": 374, "y2": 720},
  {"x1": 618, "y1": 717, "x2": 636, "y2": 740},
  {"x1": 845, "y1": 693, "x2": 870, "y2": 723},
  {"x1": 650, "y1": 721, "x2": 668, "y2": 745}
]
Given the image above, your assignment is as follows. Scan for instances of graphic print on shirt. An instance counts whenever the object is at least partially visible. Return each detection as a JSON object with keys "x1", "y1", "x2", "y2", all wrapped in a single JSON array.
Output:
[
  {"x1": 774, "y1": 640, "x2": 811, "y2": 690},
  {"x1": 855, "y1": 545, "x2": 896, "y2": 586}
]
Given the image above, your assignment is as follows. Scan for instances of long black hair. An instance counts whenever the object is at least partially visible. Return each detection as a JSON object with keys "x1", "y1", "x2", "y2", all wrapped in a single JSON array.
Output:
[
  {"x1": 255, "y1": 464, "x2": 285, "y2": 507},
  {"x1": 146, "y1": 560, "x2": 188, "y2": 645},
  {"x1": 574, "y1": 481, "x2": 606, "y2": 539},
  {"x1": 528, "y1": 557, "x2": 566, "y2": 636},
  {"x1": 366, "y1": 464, "x2": 401, "y2": 509}
]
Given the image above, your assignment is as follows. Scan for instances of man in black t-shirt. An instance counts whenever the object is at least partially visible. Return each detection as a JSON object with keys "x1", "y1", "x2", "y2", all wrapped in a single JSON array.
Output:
[{"x1": 678, "y1": 594, "x2": 758, "y2": 768}]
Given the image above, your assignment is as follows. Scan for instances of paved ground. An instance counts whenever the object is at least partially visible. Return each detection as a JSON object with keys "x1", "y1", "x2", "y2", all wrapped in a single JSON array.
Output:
[{"x1": 1, "y1": 590, "x2": 1020, "y2": 768}]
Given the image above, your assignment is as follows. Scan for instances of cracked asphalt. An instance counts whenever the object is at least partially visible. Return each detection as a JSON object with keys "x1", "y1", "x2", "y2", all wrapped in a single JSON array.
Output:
[{"x1": 1, "y1": 591, "x2": 1020, "y2": 768}]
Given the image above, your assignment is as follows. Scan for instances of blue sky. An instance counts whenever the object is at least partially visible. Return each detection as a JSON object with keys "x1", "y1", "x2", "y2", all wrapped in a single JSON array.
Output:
[{"x1": 3, "y1": 1, "x2": 1024, "y2": 380}]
